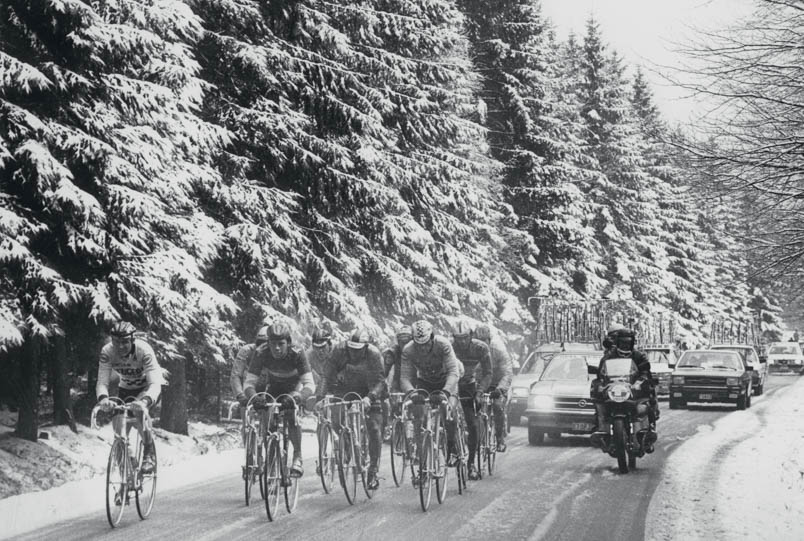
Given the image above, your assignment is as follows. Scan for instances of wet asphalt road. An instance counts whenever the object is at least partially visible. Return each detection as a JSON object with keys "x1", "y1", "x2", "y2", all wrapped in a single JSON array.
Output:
[{"x1": 16, "y1": 375, "x2": 797, "y2": 541}]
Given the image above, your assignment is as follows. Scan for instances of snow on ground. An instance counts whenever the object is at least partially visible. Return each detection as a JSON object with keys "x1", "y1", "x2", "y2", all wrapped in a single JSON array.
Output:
[
  {"x1": 646, "y1": 377, "x2": 804, "y2": 541},
  {"x1": 0, "y1": 410, "x2": 318, "y2": 539}
]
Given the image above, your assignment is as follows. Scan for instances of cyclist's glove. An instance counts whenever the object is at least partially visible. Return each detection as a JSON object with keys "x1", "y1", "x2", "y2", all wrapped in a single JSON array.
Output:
[
  {"x1": 237, "y1": 394, "x2": 248, "y2": 408},
  {"x1": 281, "y1": 395, "x2": 297, "y2": 409},
  {"x1": 251, "y1": 396, "x2": 267, "y2": 409}
]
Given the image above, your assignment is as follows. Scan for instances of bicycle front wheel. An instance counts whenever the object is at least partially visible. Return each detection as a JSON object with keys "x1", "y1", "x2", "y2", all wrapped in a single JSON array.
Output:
[
  {"x1": 390, "y1": 419, "x2": 407, "y2": 487},
  {"x1": 262, "y1": 437, "x2": 281, "y2": 521},
  {"x1": 360, "y1": 421, "x2": 375, "y2": 500},
  {"x1": 476, "y1": 417, "x2": 487, "y2": 480},
  {"x1": 456, "y1": 420, "x2": 468, "y2": 495},
  {"x1": 486, "y1": 416, "x2": 497, "y2": 476},
  {"x1": 283, "y1": 438, "x2": 300, "y2": 513},
  {"x1": 135, "y1": 441, "x2": 157, "y2": 519},
  {"x1": 338, "y1": 430, "x2": 358, "y2": 504},
  {"x1": 418, "y1": 433, "x2": 433, "y2": 512},
  {"x1": 244, "y1": 428, "x2": 256, "y2": 505},
  {"x1": 318, "y1": 423, "x2": 336, "y2": 494},
  {"x1": 435, "y1": 429, "x2": 448, "y2": 504},
  {"x1": 105, "y1": 439, "x2": 127, "y2": 528}
]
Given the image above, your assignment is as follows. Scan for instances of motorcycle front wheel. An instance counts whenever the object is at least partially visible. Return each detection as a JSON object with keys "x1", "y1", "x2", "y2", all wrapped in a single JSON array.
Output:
[{"x1": 613, "y1": 418, "x2": 629, "y2": 474}]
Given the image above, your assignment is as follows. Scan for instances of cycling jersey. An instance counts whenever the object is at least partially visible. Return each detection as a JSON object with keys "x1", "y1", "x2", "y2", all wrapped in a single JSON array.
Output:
[
  {"x1": 452, "y1": 338, "x2": 492, "y2": 390},
  {"x1": 382, "y1": 344, "x2": 404, "y2": 392},
  {"x1": 400, "y1": 336, "x2": 460, "y2": 395},
  {"x1": 231, "y1": 343, "x2": 256, "y2": 399},
  {"x1": 244, "y1": 345, "x2": 315, "y2": 397},
  {"x1": 318, "y1": 342, "x2": 385, "y2": 399},
  {"x1": 488, "y1": 336, "x2": 513, "y2": 391},
  {"x1": 97, "y1": 339, "x2": 162, "y2": 403}
]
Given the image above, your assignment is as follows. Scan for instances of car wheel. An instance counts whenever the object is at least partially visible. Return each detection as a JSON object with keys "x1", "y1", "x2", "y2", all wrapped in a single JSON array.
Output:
[
  {"x1": 737, "y1": 393, "x2": 747, "y2": 410},
  {"x1": 528, "y1": 426, "x2": 544, "y2": 446},
  {"x1": 754, "y1": 383, "x2": 764, "y2": 396}
]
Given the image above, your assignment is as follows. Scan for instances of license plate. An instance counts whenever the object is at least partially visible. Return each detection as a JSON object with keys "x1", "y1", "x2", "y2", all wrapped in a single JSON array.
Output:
[
  {"x1": 572, "y1": 423, "x2": 593, "y2": 431},
  {"x1": 699, "y1": 393, "x2": 712, "y2": 400}
]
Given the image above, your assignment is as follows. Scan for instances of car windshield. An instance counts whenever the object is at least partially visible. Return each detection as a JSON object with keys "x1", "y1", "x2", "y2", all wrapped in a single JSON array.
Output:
[
  {"x1": 769, "y1": 344, "x2": 801, "y2": 355},
  {"x1": 519, "y1": 353, "x2": 549, "y2": 375},
  {"x1": 646, "y1": 350, "x2": 672, "y2": 364},
  {"x1": 601, "y1": 357, "x2": 636, "y2": 378},
  {"x1": 678, "y1": 352, "x2": 742, "y2": 370},
  {"x1": 540, "y1": 355, "x2": 592, "y2": 381}
]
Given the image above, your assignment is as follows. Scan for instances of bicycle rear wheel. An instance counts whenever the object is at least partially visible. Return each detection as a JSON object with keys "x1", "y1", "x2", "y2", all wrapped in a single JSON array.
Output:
[
  {"x1": 105, "y1": 439, "x2": 127, "y2": 528},
  {"x1": 390, "y1": 419, "x2": 407, "y2": 487},
  {"x1": 135, "y1": 440, "x2": 157, "y2": 519},
  {"x1": 486, "y1": 416, "x2": 497, "y2": 476},
  {"x1": 456, "y1": 420, "x2": 468, "y2": 495},
  {"x1": 283, "y1": 437, "x2": 299, "y2": 513},
  {"x1": 318, "y1": 424, "x2": 336, "y2": 494},
  {"x1": 435, "y1": 428, "x2": 448, "y2": 504},
  {"x1": 262, "y1": 437, "x2": 281, "y2": 521},
  {"x1": 244, "y1": 428, "x2": 255, "y2": 505},
  {"x1": 360, "y1": 420, "x2": 375, "y2": 499},
  {"x1": 257, "y1": 437, "x2": 265, "y2": 500},
  {"x1": 418, "y1": 433, "x2": 433, "y2": 512},
  {"x1": 338, "y1": 430, "x2": 358, "y2": 505}
]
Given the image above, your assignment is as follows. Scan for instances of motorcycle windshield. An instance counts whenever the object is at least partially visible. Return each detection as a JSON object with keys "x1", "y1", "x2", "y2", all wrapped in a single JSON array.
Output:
[{"x1": 602, "y1": 357, "x2": 637, "y2": 380}]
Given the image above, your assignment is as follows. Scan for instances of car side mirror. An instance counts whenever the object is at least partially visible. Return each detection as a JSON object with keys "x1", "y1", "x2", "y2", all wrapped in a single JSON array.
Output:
[{"x1": 587, "y1": 365, "x2": 598, "y2": 375}]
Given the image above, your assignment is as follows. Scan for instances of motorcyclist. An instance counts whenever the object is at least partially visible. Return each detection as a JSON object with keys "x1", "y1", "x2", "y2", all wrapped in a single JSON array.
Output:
[
  {"x1": 591, "y1": 324, "x2": 657, "y2": 453},
  {"x1": 317, "y1": 328, "x2": 386, "y2": 490},
  {"x1": 451, "y1": 319, "x2": 492, "y2": 480},
  {"x1": 474, "y1": 324, "x2": 513, "y2": 453}
]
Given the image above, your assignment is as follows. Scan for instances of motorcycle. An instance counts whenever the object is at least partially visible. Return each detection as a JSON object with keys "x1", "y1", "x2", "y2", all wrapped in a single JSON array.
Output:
[{"x1": 589, "y1": 357, "x2": 657, "y2": 474}]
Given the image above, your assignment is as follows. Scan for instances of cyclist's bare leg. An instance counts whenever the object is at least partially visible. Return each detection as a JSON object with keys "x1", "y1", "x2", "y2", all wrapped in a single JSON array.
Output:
[{"x1": 367, "y1": 406, "x2": 383, "y2": 471}]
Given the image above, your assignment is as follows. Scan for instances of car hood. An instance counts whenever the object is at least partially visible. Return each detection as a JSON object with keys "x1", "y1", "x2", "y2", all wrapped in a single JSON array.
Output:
[
  {"x1": 652, "y1": 363, "x2": 673, "y2": 374},
  {"x1": 530, "y1": 379, "x2": 591, "y2": 397},
  {"x1": 673, "y1": 368, "x2": 743, "y2": 378},
  {"x1": 511, "y1": 373, "x2": 541, "y2": 390}
]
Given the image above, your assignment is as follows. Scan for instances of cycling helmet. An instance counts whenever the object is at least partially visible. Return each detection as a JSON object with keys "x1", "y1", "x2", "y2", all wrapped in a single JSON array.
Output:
[
  {"x1": 347, "y1": 328, "x2": 371, "y2": 349},
  {"x1": 255, "y1": 325, "x2": 270, "y2": 345},
  {"x1": 110, "y1": 321, "x2": 136, "y2": 338},
  {"x1": 474, "y1": 324, "x2": 492, "y2": 342},
  {"x1": 412, "y1": 320, "x2": 433, "y2": 345},
  {"x1": 453, "y1": 319, "x2": 474, "y2": 338},
  {"x1": 396, "y1": 326, "x2": 413, "y2": 341},
  {"x1": 311, "y1": 320, "x2": 333, "y2": 347},
  {"x1": 267, "y1": 321, "x2": 292, "y2": 342}
]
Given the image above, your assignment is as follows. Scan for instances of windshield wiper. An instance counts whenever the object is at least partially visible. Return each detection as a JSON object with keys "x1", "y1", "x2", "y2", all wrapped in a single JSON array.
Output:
[
  {"x1": 708, "y1": 366, "x2": 737, "y2": 370},
  {"x1": 678, "y1": 365, "x2": 704, "y2": 369}
]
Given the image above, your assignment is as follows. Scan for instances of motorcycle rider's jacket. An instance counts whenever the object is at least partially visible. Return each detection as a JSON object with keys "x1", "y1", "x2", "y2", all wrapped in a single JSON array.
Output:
[
  {"x1": 97, "y1": 339, "x2": 163, "y2": 403},
  {"x1": 488, "y1": 336, "x2": 513, "y2": 391},
  {"x1": 244, "y1": 345, "x2": 315, "y2": 397},
  {"x1": 452, "y1": 338, "x2": 492, "y2": 390},
  {"x1": 400, "y1": 335, "x2": 460, "y2": 396},
  {"x1": 318, "y1": 342, "x2": 386, "y2": 399}
]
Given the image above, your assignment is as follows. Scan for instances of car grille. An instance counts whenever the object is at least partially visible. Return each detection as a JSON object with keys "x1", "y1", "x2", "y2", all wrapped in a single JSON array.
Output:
[
  {"x1": 685, "y1": 376, "x2": 727, "y2": 386},
  {"x1": 553, "y1": 396, "x2": 595, "y2": 410}
]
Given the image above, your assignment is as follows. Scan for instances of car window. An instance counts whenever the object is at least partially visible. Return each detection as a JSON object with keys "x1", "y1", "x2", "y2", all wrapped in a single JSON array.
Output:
[
  {"x1": 678, "y1": 352, "x2": 742, "y2": 370},
  {"x1": 770, "y1": 344, "x2": 801, "y2": 355},
  {"x1": 519, "y1": 354, "x2": 547, "y2": 375},
  {"x1": 539, "y1": 355, "x2": 591, "y2": 381},
  {"x1": 646, "y1": 350, "x2": 672, "y2": 364}
]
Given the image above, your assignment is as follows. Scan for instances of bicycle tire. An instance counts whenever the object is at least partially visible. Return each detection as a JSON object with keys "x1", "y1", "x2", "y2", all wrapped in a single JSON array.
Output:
[
  {"x1": 456, "y1": 416, "x2": 468, "y2": 495},
  {"x1": 283, "y1": 436, "x2": 300, "y2": 513},
  {"x1": 418, "y1": 432, "x2": 433, "y2": 512},
  {"x1": 105, "y1": 439, "x2": 127, "y2": 528},
  {"x1": 389, "y1": 418, "x2": 407, "y2": 487},
  {"x1": 263, "y1": 437, "x2": 281, "y2": 521},
  {"x1": 318, "y1": 423, "x2": 336, "y2": 494},
  {"x1": 338, "y1": 430, "x2": 358, "y2": 505},
  {"x1": 435, "y1": 428, "x2": 448, "y2": 504},
  {"x1": 476, "y1": 416, "x2": 486, "y2": 481},
  {"x1": 360, "y1": 419, "x2": 375, "y2": 499},
  {"x1": 486, "y1": 415, "x2": 497, "y2": 476},
  {"x1": 244, "y1": 428, "x2": 255, "y2": 505},
  {"x1": 257, "y1": 436, "x2": 265, "y2": 501},
  {"x1": 135, "y1": 440, "x2": 157, "y2": 519}
]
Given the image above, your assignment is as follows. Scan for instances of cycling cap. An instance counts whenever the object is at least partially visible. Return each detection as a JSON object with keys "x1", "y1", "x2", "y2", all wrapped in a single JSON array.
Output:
[
  {"x1": 267, "y1": 321, "x2": 292, "y2": 342},
  {"x1": 311, "y1": 320, "x2": 333, "y2": 347},
  {"x1": 396, "y1": 326, "x2": 413, "y2": 340},
  {"x1": 255, "y1": 325, "x2": 270, "y2": 344},
  {"x1": 110, "y1": 321, "x2": 136, "y2": 338},
  {"x1": 412, "y1": 320, "x2": 434, "y2": 345},
  {"x1": 347, "y1": 328, "x2": 371, "y2": 349},
  {"x1": 474, "y1": 324, "x2": 492, "y2": 342},
  {"x1": 453, "y1": 319, "x2": 474, "y2": 338}
]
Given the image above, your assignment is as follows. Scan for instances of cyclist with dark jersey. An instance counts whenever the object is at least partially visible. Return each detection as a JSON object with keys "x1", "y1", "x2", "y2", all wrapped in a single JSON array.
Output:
[{"x1": 475, "y1": 324, "x2": 513, "y2": 452}]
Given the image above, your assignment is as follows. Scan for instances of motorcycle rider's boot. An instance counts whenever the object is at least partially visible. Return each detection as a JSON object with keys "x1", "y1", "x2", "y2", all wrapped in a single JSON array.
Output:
[
  {"x1": 643, "y1": 430, "x2": 658, "y2": 454},
  {"x1": 590, "y1": 431, "x2": 608, "y2": 451}
]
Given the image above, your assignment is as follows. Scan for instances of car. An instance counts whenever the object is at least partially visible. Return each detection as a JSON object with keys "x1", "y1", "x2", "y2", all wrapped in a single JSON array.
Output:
[
  {"x1": 509, "y1": 342, "x2": 599, "y2": 425},
  {"x1": 524, "y1": 351, "x2": 601, "y2": 445},
  {"x1": 642, "y1": 344, "x2": 679, "y2": 397},
  {"x1": 669, "y1": 349, "x2": 753, "y2": 410},
  {"x1": 710, "y1": 344, "x2": 767, "y2": 395},
  {"x1": 766, "y1": 342, "x2": 804, "y2": 374}
]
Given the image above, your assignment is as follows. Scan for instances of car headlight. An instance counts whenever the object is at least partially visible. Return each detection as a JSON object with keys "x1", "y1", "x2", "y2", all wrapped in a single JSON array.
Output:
[
  {"x1": 672, "y1": 376, "x2": 685, "y2": 385},
  {"x1": 607, "y1": 382, "x2": 631, "y2": 403},
  {"x1": 726, "y1": 377, "x2": 739, "y2": 386},
  {"x1": 528, "y1": 394, "x2": 554, "y2": 410},
  {"x1": 512, "y1": 387, "x2": 529, "y2": 398}
]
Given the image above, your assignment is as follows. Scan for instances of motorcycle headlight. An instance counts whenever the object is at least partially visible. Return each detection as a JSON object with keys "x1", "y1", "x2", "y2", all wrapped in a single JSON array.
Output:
[
  {"x1": 528, "y1": 394, "x2": 554, "y2": 410},
  {"x1": 512, "y1": 387, "x2": 529, "y2": 398},
  {"x1": 672, "y1": 376, "x2": 685, "y2": 385},
  {"x1": 607, "y1": 382, "x2": 632, "y2": 403},
  {"x1": 726, "y1": 377, "x2": 739, "y2": 386}
]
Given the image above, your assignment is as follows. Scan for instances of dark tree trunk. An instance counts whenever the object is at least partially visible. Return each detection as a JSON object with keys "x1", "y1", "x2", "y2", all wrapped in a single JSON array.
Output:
[
  {"x1": 160, "y1": 353, "x2": 188, "y2": 435},
  {"x1": 51, "y1": 335, "x2": 71, "y2": 425},
  {"x1": 16, "y1": 335, "x2": 40, "y2": 442}
]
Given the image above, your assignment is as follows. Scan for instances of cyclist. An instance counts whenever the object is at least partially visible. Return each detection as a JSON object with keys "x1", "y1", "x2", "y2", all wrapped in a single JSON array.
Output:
[
  {"x1": 244, "y1": 321, "x2": 315, "y2": 477},
  {"x1": 383, "y1": 326, "x2": 414, "y2": 393},
  {"x1": 307, "y1": 320, "x2": 335, "y2": 386},
  {"x1": 451, "y1": 319, "x2": 492, "y2": 480},
  {"x1": 474, "y1": 324, "x2": 513, "y2": 452},
  {"x1": 317, "y1": 328, "x2": 386, "y2": 490},
  {"x1": 400, "y1": 320, "x2": 460, "y2": 485},
  {"x1": 96, "y1": 321, "x2": 163, "y2": 474},
  {"x1": 231, "y1": 325, "x2": 269, "y2": 408}
]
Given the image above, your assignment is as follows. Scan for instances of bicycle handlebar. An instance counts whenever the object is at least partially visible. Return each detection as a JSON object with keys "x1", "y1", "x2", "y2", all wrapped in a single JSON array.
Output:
[{"x1": 90, "y1": 398, "x2": 150, "y2": 430}]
